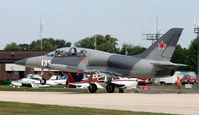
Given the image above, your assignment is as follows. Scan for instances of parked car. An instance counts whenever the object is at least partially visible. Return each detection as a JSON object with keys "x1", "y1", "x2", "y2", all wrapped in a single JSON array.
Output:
[
  {"x1": 181, "y1": 75, "x2": 198, "y2": 85},
  {"x1": 137, "y1": 77, "x2": 151, "y2": 85}
]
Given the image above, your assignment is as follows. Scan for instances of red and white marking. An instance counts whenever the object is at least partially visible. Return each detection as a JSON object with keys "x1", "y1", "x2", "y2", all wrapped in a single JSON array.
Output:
[{"x1": 158, "y1": 40, "x2": 166, "y2": 49}]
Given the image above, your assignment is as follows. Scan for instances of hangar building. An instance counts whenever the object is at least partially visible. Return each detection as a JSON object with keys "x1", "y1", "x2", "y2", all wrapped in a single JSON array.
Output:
[{"x1": 0, "y1": 50, "x2": 49, "y2": 80}]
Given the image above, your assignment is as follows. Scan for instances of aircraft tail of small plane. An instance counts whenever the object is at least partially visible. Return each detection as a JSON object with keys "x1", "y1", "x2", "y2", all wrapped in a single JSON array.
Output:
[
  {"x1": 136, "y1": 28, "x2": 183, "y2": 61},
  {"x1": 67, "y1": 73, "x2": 76, "y2": 83}
]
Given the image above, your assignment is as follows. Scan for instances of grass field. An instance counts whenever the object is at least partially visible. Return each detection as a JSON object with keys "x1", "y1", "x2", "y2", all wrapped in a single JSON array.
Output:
[
  {"x1": 0, "y1": 85, "x2": 134, "y2": 93},
  {"x1": 0, "y1": 101, "x2": 173, "y2": 115},
  {"x1": 1, "y1": 84, "x2": 199, "y2": 94},
  {"x1": 0, "y1": 85, "x2": 106, "y2": 93}
]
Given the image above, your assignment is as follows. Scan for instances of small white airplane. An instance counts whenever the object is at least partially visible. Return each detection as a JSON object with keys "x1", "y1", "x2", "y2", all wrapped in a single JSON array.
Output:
[
  {"x1": 11, "y1": 74, "x2": 50, "y2": 88},
  {"x1": 11, "y1": 74, "x2": 68, "y2": 88}
]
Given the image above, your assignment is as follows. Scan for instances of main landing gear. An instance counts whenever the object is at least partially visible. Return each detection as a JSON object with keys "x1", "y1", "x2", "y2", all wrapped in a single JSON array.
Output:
[
  {"x1": 88, "y1": 83, "x2": 98, "y2": 93},
  {"x1": 106, "y1": 84, "x2": 115, "y2": 93}
]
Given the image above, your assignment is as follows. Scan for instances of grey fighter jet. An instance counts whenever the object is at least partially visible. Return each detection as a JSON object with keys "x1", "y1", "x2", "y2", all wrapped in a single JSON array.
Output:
[{"x1": 15, "y1": 28, "x2": 186, "y2": 92}]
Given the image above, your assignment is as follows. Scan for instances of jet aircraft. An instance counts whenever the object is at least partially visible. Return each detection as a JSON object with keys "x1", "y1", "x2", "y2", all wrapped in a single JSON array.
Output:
[{"x1": 15, "y1": 28, "x2": 186, "y2": 93}]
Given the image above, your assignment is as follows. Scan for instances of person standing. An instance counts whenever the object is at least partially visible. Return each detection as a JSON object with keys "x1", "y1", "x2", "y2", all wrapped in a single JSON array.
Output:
[{"x1": 177, "y1": 76, "x2": 182, "y2": 94}]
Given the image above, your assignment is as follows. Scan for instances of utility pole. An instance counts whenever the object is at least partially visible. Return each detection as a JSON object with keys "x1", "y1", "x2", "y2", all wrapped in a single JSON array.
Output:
[
  {"x1": 194, "y1": 15, "x2": 199, "y2": 38},
  {"x1": 142, "y1": 16, "x2": 162, "y2": 44},
  {"x1": 40, "y1": 16, "x2": 44, "y2": 51},
  {"x1": 194, "y1": 16, "x2": 199, "y2": 80},
  {"x1": 194, "y1": 26, "x2": 199, "y2": 38},
  {"x1": 94, "y1": 35, "x2": 97, "y2": 50},
  {"x1": 124, "y1": 44, "x2": 128, "y2": 55}
]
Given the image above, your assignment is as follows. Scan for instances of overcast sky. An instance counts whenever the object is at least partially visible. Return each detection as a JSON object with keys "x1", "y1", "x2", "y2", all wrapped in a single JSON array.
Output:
[{"x1": 0, "y1": 0, "x2": 198, "y2": 50}]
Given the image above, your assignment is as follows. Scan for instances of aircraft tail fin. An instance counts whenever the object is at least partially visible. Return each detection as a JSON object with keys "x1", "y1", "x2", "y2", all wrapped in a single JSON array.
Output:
[
  {"x1": 136, "y1": 28, "x2": 183, "y2": 61},
  {"x1": 61, "y1": 74, "x2": 68, "y2": 80}
]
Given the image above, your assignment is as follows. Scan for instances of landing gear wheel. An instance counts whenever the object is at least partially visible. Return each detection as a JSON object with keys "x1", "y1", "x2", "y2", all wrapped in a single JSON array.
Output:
[
  {"x1": 88, "y1": 83, "x2": 98, "y2": 93},
  {"x1": 40, "y1": 78, "x2": 46, "y2": 85},
  {"x1": 119, "y1": 89, "x2": 124, "y2": 93},
  {"x1": 106, "y1": 84, "x2": 115, "y2": 93}
]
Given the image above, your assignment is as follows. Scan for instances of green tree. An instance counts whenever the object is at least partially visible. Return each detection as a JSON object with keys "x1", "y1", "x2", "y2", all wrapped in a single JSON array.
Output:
[
  {"x1": 186, "y1": 39, "x2": 198, "y2": 72},
  {"x1": 171, "y1": 45, "x2": 189, "y2": 71},
  {"x1": 120, "y1": 43, "x2": 146, "y2": 55},
  {"x1": 171, "y1": 45, "x2": 188, "y2": 64},
  {"x1": 4, "y1": 42, "x2": 22, "y2": 51},
  {"x1": 29, "y1": 38, "x2": 71, "y2": 51},
  {"x1": 171, "y1": 39, "x2": 198, "y2": 72},
  {"x1": 19, "y1": 44, "x2": 29, "y2": 50},
  {"x1": 55, "y1": 39, "x2": 71, "y2": 48},
  {"x1": 75, "y1": 34, "x2": 119, "y2": 53}
]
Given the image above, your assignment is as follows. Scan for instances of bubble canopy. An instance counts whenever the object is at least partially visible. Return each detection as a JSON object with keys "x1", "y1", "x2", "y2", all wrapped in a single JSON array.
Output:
[{"x1": 46, "y1": 47, "x2": 88, "y2": 57}]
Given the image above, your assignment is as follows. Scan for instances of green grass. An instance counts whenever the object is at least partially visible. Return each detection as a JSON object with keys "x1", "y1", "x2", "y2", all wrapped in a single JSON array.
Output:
[
  {"x1": 1, "y1": 84, "x2": 199, "y2": 94},
  {"x1": 0, "y1": 85, "x2": 87, "y2": 93},
  {"x1": 0, "y1": 101, "x2": 173, "y2": 115},
  {"x1": 0, "y1": 85, "x2": 108, "y2": 93}
]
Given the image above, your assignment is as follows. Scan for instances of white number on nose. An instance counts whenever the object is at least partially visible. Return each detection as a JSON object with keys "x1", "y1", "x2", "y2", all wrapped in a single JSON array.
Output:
[{"x1": 41, "y1": 60, "x2": 51, "y2": 67}]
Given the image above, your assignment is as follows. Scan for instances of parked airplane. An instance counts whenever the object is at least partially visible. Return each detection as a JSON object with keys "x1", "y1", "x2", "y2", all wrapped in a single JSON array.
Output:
[
  {"x1": 67, "y1": 72, "x2": 139, "y2": 93},
  {"x1": 15, "y1": 28, "x2": 186, "y2": 93},
  {"x1": 11, "y1": 74, "x2": 68, "y2": 88},
  {"x1": 11, "y1": 74, "x2": 51, "y2": 88}
]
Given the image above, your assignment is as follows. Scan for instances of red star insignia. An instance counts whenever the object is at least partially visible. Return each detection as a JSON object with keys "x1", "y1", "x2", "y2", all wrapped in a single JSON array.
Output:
[{"x1": 158, "y1": 40, "x2": 166, "y2": 49}]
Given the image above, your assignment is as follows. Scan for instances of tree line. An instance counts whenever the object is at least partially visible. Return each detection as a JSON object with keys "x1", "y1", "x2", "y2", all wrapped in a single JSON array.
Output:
[
  {"x1": 4, "y1": 38, "x2": 71, "y2": 51},
  {"x1": 4, "y1": 35, "x2": 198, "y2": 73}
]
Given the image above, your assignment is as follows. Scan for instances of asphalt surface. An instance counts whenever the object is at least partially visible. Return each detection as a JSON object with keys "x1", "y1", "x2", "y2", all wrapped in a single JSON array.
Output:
[{"x1": 0, "y1": 91, "x2": 199, "y2": 115}]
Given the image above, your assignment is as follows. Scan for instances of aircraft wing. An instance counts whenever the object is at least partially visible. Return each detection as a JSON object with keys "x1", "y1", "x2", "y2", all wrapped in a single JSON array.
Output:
[
  {"x1": 68, "y1": 82, "x2": 104, "y2": 89},
  {"x1": 151, "y1": 62, "x2": 187, "y2": 69},
  {"x1": 48, "y1": 64, "x2": 123, "y2": 76},
  {"x1": 48, "y1": 63, "x2": 87, "y2": 73},
  {"x1": 68, "y1": 82, "x2": 90, "y2": 88}
]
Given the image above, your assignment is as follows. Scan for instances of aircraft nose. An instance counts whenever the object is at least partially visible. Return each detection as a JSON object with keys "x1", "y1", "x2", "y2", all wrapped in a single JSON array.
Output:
[{"x1": 15, "y1": 59, "x2": 27, "y2": 65}]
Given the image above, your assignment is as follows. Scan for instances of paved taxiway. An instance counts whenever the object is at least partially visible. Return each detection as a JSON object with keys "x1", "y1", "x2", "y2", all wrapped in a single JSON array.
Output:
[{"x1": 0, "y1": 91, "x2": 199, "y2": 115}]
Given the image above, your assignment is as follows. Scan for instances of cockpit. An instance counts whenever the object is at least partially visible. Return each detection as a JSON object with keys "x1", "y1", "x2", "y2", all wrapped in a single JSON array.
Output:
[{"x1": 46, "y1": 47, "x2": 87, "y2": 57}]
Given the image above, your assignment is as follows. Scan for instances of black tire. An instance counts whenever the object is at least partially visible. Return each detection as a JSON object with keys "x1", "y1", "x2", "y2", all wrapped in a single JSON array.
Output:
[
  {"x1": 88, "y1": 83, "x2": 98, "y2": 93},
  {"x1": 119, "y1": 89, "x2": 124, "y2": 93},
  {"x1": 106, "y1": 84, "x2": 115, "y2": 93},
  {"x1": 40, "y1": 78, "x2": 46, "y2": 85},
  {"x1": 135, "y1": 89, "x2": 139, "y2": 93},
  {"x1": 160, "y1": 82, "x2": 165, "y2": 85}
]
